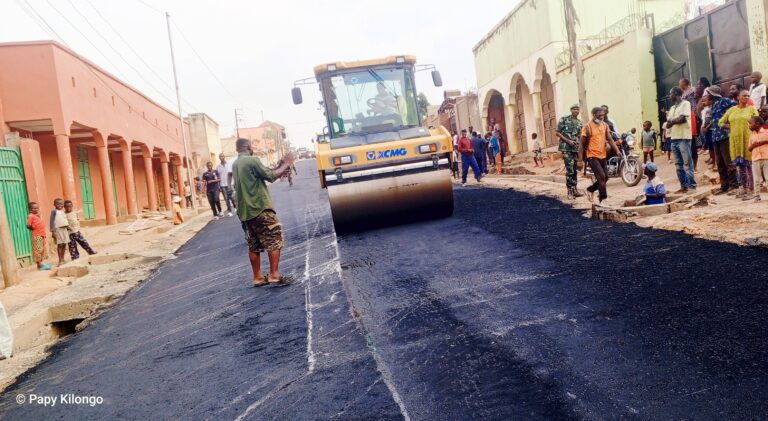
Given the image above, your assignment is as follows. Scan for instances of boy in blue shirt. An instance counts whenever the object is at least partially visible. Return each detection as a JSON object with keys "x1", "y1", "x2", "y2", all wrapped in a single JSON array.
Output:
[{"x1": 643, "y1": 162, "x2": 666, "y2": 204}]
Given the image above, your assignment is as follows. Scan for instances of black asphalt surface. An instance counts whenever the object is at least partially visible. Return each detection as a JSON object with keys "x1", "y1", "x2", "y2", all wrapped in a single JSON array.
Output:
[{"x1": 2, "y1": 159, "x2": 768, "y2": 420}]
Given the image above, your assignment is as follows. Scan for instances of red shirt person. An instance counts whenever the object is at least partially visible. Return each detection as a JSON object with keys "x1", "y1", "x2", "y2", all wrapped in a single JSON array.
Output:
[
  {"x1": 26, "y1": 202, "x2": 51, "y2": 270},
  {"x1": 457, "y1": 129, "x2": 482, "y2": 184}
]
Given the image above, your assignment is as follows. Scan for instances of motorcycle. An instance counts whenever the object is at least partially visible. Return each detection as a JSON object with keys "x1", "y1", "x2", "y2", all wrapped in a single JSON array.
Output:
[{"x1": 585, "y1": 132, "x2": 643, "y2": 187}]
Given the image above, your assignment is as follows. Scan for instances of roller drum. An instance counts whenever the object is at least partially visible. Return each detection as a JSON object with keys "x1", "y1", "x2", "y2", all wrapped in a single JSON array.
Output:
[{"x1": 327, "y1": 169, "x2": 453, "y2": 234}]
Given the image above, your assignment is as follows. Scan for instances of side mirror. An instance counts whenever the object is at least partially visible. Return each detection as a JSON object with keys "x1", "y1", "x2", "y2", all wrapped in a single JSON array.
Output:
[
  {"x1": 431, "y1": 70, "x2": 443, "y2": 87},
  {"x1": 322, "y1": 126, "x2": 330, "y2": 136},
  {"x1": 292, "y1": 87, "x2": 303, "y2": 105}
]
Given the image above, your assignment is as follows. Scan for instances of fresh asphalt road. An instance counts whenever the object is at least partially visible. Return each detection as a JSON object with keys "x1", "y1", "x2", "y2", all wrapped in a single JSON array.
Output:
[{"x1": 2, "y1": 159, "x2": 768, "y2": 420}]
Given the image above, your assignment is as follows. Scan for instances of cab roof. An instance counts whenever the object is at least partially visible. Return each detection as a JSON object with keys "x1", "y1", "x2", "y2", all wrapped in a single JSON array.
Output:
[{"x1": 313, "y1": 55, "x2": 417, "y2": 76}]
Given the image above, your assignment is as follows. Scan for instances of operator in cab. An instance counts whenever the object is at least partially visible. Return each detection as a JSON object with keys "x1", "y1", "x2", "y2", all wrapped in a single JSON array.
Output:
[{"x1": 370, "y1": 83, "x2": 397, "y2": 115}]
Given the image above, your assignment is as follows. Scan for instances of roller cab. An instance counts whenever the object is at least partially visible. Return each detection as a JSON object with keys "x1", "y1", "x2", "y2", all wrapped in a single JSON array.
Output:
[{"x1": 294, "y1": 55, "x2": 453, "y2": 233}]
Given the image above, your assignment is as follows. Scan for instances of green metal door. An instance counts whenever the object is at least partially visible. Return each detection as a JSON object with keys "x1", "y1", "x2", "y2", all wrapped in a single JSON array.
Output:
[
  {"x1": 77, "y1": 146, "x2": 95, "y2": 220},
  {"x1": 0, "y1": 147, "x2": 32, "y2": 263}
]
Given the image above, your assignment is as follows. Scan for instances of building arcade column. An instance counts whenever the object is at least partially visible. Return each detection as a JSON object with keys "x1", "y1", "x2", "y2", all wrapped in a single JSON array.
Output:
[
  {"x1": 94, "y1": 132, "x2": 117, "y2": 225},
  {"x1": 531, "y1": 91, "x2": 546, "y2": 146},
  {"x1": 55, "y1": 134, "x2": 78, "y2": 204},
  {"x1": 160, "y1": 158, "x2": 172, "y2": 211},
  {"x1": 506, "y1": 103, "x2": 518, "y2": 154},
  {"x1": 143, "y1": 153, "x2": 158, "y2": 211},
  {"x1": 120, "y1": 142, "x2": 138, "y2": 216},
  {"x1": 174, "y1": 160, "x2": 186, "y2": 208}
]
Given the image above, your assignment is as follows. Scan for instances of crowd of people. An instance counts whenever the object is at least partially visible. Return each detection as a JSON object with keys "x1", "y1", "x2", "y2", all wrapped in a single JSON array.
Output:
[
  {"x1": 550, "y1": 72, "x2": 768, "y2": 205},
  {"x1": 450, "y1": 125, "x2": 506, "y2": 185}
]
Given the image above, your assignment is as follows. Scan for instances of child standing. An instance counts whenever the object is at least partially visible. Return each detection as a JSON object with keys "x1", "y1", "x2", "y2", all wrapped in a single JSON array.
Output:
[
  {"x1": 183, "y1": 180, "x2": 193, "y2": 207},
  {"x1": 661, "y1": 126, "x2": 672, "y2": 163},
  {"x1": 749, "y1": 116, "x2": 768, "y2": 202},
  {"x1": 643, "y1": 162, "x2": 667, "y2": 204},
  {"x1": 451, "y1": 146, "x2": 460, "y2": 180},
  {"x1": 172, "y1": 196, "x2": 185, "y2": 225},
  {"x1": 64, "y1": 200, "x2": 96, "y2": 260},
  {"x1": 49, "y1": 198, "x2": 69, "y2": 267},
  {"x1": 532, "y1": 133, "x2": 543, "y2": 167},
  {"x1": 27, "y1": 202, "x2": 50, "y2": 270},
  {"x1": 641, "y1": 121, "x2": 657, "y2": 163}
]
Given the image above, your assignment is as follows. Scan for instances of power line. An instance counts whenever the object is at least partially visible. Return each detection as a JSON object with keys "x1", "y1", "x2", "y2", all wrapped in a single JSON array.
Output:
[
  {"x1": 65, "y1": 0, "x2": 180, "y2": 108},
  {"x1": 134, "y1": 0, "x2": 163, "y2": 14},
  {"x1": 44, "y1": 0, "x2": 131, "y2": 82},
  {"x1": 170, "y1": 20, "x2": 244, "y2": 107},
  {"x1": 17, "y1": 0, "x2": 184, "y2": 143},
  {"x1": 84, "y1": 0, "x2": 200, "y2": 112}
]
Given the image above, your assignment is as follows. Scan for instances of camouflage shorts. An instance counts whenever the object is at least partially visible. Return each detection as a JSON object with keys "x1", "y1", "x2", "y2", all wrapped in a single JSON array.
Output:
[{"x1": 244, "y1": 210, "x2": 284, "y2": 253}]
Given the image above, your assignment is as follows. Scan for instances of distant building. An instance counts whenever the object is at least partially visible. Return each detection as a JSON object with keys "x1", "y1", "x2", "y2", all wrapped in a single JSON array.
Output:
[
  {"x1": 425, "y1": 91, "x2": 482, "y2": 138},
  {"x1": 187, "y1": 113, "x2": 221, "y2": 175},
  {"x1": 237, "y1": 121, "x2": 287, "y2": 165},
  {"x1": 220, "y1": 135, "x2": 237, "y2": 159},
  {"x1": 473, "y1": 0, "x2": 684, "y2": 154}
]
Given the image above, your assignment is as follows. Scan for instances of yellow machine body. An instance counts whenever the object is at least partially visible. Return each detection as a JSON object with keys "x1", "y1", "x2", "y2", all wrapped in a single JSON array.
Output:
[{"x1": 307, "y1": 55, "x2": 454, "y2": 232}]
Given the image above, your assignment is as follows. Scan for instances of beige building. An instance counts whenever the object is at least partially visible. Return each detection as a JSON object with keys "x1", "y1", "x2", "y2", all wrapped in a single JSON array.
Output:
[
  {"x1": 236, "y1": 121, "x2": 286, "y2": 165},
  {"x1": 425, "y1": 90, "x2": 482, "y2": 137},
  {"x1": 220, "y1": 135, "x2": 237, "y2": 158},
  {"x1": 187, "y1": 113, "x2": 221, "y2": 174},
  {"x1": 473, "y1": 0, "x2": 685, "y2": 154}
]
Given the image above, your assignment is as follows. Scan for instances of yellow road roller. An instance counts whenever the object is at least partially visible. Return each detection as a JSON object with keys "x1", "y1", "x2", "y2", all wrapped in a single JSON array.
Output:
[{"x1": 292, "y1": 55, "x2": 453, "y2": 233}]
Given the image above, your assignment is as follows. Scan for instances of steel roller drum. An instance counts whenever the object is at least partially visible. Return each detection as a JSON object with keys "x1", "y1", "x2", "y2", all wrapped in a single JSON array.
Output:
[{"x1": 327, "y1": 169, "x2": 454, "y2": 234}]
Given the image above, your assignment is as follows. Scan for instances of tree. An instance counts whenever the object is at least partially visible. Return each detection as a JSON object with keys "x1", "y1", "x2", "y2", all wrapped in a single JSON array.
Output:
[{"x1": 417, "y1": 93, "x2": 430, "y2": 117}]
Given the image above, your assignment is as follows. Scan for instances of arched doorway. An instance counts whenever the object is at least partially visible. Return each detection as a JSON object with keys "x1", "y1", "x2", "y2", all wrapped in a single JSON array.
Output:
[
  {"x1": 487, "y1": 92, "x2": 508, "y2": 155},
  {"x1": 540, "y1": 70, "x2": 557, "y2": 147},
  {"x1": 514, "y1": 79, "x2": 528, "y2": 152}
]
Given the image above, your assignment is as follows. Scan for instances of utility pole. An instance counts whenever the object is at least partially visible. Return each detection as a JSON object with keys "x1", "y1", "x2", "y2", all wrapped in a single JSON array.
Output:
[
  {"x1": 166, "y1": 12, "x2": 194, "y2": 208},
  {"x1": 564, "y1": 0, "x2": 588, "y2": 125},
  {"x1": 234, "y1": 109, "x2": 241, "y2": 138}
]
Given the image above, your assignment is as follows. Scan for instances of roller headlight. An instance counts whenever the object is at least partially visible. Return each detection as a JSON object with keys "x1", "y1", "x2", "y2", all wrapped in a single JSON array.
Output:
[
  {"x1": 332, "y1": 155, "x2": 353, "y2": 166},
  {"x1": 417, "y1": 143, "x2": 437, "y2": 154}
]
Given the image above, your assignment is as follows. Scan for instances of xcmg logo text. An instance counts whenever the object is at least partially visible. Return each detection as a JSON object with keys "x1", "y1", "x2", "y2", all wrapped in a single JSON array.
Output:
[{"x1": 377, "y1": 148, "x2": 407, "y2": 159}]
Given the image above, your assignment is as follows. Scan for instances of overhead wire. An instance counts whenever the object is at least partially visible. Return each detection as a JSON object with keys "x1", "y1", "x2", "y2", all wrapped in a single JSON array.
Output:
[
  {"x1": 170, "y1": 20, "x2": 245, "y2": 108},
  {"x1": 44, "y1": 0, "x2": 131, "y2": 82},
  {"x1": 65, "y1": 0, "x2": 180, "y2": 109},
  {"x1": 132, "y1": 0, "x2": 244, "y2": 109},
  {"x1": 17, "y1": 0, "x2": 185, "y2": 143},
  {"x1": 134, "y1": 0, "x2": 163, "y2": 14},
  {"x1": 83, "y1": 0, "x2": 200, "y2": 112}
]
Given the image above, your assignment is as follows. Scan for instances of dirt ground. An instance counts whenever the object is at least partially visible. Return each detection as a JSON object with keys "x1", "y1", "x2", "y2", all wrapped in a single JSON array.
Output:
[
  {"x1": 479, "y1": 149, "x2": 768, "y2": 247},
  {"x1": 0, "y1": 207, "x2": 213, "y2": 390}
]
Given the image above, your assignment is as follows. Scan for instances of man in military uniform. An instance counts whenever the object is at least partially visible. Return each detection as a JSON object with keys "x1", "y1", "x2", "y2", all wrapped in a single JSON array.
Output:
[{"x1": 556, "y1": 104, "x2": 585, "y2": 199}]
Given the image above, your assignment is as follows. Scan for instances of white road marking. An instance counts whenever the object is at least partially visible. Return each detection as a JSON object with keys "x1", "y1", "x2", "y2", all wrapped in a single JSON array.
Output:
[
  {"x1": 303, "y1": 206, "x2": 320, "y2": 374},
  {"x1": 329, "y1": 231, "x2": 412, "y2": 421}
]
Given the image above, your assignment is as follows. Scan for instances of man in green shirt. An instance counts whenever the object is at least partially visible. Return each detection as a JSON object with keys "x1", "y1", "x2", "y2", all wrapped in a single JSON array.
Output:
[
  {"x1": 556, "y1": 104, "x2": 585, "y2": 199},
  {"x1": 231, "y1": 138, "x2": 295, "y2": 287}
]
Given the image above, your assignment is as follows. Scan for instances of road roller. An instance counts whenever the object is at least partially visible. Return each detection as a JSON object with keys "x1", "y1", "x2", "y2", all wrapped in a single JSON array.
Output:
[{"x1": 292, "y1": 55, "x2": 454, "y2": 233}]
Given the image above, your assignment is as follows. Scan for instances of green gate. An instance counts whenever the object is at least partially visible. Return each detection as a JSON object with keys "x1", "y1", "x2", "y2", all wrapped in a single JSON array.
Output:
[
  {"x1": 76, "y1": 146, "x2": 95, "y2": 220},
  {"x1": 0, "y1": 147, "x2": 32, "y2": 263}
]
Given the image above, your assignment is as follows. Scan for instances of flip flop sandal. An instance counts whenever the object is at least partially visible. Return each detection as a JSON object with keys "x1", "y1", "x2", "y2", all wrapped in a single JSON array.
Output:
[
  {"x1": 252, "y1": 277, "x2": 269, "y2": 288},
  {"x1": 267, "y1": 274, "x2": 296, "y2": 286}
]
